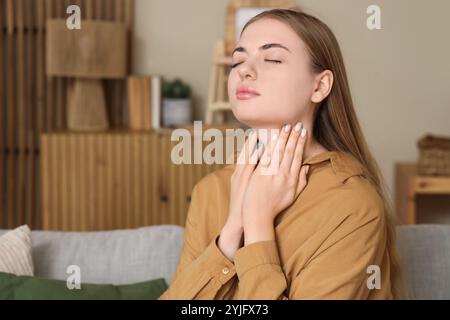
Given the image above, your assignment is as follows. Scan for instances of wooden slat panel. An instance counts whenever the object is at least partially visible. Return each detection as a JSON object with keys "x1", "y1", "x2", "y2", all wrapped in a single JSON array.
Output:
[
  {"x1": 97, "y1": 134, "x2": 105, "y2": 229},
  {"x1": 16, "y1": 0, "x2": 26, "y2": 227},
  {"x1": 0, "y1": 0, "x2": 5, "y2": 225},
  {"x1": 123, "y1": 134, "x2": 131, "y2": 228},
  {"x1": 78, "y1": 133, "x2": 87, "y2": 230},
  {"x1": 25, "y1": 0, "x2": 36, "y2": 227},
  {"x1": 87, "y1": 134, "x2": 95, "y2": 229},
  {"x1": 117, "y1": 134, "x2": 125, "y2": 227},
  {"x1": 140, "y1": 134, "x2": 149, "y2": 226},
  {"x1": 95, "y1": 0, "x2": 103, "y2": 20},
  {"x1": 53, "y1": 0, "x2": 63, "y2": 130},
  {"x1": 132, "y1": 134, "x2": 141, "y2": 227},
  {"x1": 45, "y1": 0, "x2": 54, "y2": 132},
  {"x1": 40, "y1": 134, "x2": 50, "y2": 229},
  {"x1": 150, "y1": 133, "x2": 158, "y2": 225},
  {"x1": 6, "y1": 0, "x2": 16, "y2": 228},
  {"x1": 0, "y1": 0, "x2": 137, "y2": 229},
  {"x1": 60, "y1": 132, "x2": 69, "y2": 230},
  {"x1": 40, "y1": 131, "x2": 234, "y2": 231},
  {"x1": 105, "y1": 0, "x2": 114, "y2": 21},
  {"x1": 69, "y1": 134, "x2": 79, "y2": 230},
  {"x1": 105, "y1": 133, "x2": 113, "y2": 229},
  {"x1": 34, "y1": 0, "x2": 46, "y2": 229},
  {"x1": 50, "y1": 134, "x2": 58, "y2": 229},
  {"x1": 86, "y1": 0, "x2": 94, "y2": 20}
]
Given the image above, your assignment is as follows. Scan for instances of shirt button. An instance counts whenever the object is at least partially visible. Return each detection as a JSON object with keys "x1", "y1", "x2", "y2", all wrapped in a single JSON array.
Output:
[{"x1": 222, "y1": 267, "x2": 229, "y2": 275}]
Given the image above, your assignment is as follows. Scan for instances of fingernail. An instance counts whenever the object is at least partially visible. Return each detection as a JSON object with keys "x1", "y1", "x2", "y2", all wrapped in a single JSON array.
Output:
[
  {"x1": 301, "y1": 128, "x2": 307, "y2": 138},
  {"x1": 306, "y1": 165, "x2": 310, "y2": 173},
  {"x1": 294, "y1": 122, "x2": 302, "y2": 132},
  {"x1": 284, "y1": 124, "x2": 291, "y2": 133}
]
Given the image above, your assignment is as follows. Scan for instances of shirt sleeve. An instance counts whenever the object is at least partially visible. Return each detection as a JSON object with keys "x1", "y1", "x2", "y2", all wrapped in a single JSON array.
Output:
[
  {"x1": 233, "y1": 239, "x2": 289, "y2": 300},
  {"x1": 290, "y1": 213, "x2": 390, "y2": 299},
  {"x1": 233, "y1": 204, "x2": 389, "y2": 300},
  {"x1": 158, "y1": 181, "x2": 237, "y2": 300}
]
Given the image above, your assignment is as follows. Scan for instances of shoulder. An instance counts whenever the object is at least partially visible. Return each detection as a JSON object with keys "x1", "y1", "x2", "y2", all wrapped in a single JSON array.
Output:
[
  {"x1": 187, "y1": 165, "x2": 233, "y2": 231},
  {"x1": 327, "y1": 151, "x2": 385, "y2": 224},
  {"x1": 313, "y1": 164, "x2": 387, "y2": 254},
  {"x1": 192, "y1": 164, "x2": 233, "y2": 196},
  {"x1": 344, "y1": 176, "x2": 385, "y2": 223}
]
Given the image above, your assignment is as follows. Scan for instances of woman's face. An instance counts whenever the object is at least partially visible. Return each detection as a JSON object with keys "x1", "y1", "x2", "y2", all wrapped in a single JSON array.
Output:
[{"x1": 228, "y1": 18, "x2": 317, "y2": 128}]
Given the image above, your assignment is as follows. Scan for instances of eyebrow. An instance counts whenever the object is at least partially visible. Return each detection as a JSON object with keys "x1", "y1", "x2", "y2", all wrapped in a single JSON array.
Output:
[{"x1": 232, "y1": 43, "x2": 291, "y2": 56}]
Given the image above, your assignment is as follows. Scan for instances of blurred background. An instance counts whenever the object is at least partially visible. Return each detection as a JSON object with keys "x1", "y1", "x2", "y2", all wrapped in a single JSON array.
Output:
[{"x1": 1, "y1": 0, "x2": 450, "y2": 232}]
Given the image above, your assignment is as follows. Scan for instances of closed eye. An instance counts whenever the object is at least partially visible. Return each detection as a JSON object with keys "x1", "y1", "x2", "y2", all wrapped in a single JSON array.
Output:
[
  {"x1": 230, "y1": 62, "x2": 243, "y2": 69},
  {"x1": 230, "y1": 59, "x2": 282, "y2": 69},
  {"x1": 265, "y1": 59, "x2": 282, "y2": 64}
]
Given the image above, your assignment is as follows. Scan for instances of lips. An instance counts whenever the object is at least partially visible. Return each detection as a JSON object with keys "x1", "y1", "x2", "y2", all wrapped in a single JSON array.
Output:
[{"x1": 236, "y1": 85, "x2": 260, "y2": 100}]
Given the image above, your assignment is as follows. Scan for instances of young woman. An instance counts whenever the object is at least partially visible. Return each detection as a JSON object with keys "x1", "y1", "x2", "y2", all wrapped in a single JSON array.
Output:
[{"x1": 159, "y1": 9, "x2": 403, "y2": 300}]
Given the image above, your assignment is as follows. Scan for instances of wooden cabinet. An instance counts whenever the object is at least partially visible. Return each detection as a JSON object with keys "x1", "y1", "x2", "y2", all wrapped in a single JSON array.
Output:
[
  {"x1": 41, "y1": 127, "x2": 241, "y2": 231},
  {"x1": 395, "y1": 162, "x2": 450, "y2": 224}
]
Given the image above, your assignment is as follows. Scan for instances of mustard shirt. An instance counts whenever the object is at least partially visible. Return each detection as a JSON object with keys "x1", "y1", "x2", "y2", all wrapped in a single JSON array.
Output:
[{"x1": 159, "y1": 150, "x2": 393, "y2": 300}]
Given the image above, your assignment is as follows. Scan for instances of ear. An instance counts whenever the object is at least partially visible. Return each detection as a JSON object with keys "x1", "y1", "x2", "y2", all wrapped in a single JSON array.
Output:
[{"x1": 311, "y1": 70, "x2": 333, "y2": 103}]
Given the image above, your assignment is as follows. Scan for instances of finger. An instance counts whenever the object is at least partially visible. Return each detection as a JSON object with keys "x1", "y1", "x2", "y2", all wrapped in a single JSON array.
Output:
[
  {"x1": 234, "y1": 131, "x2": 258, "y2": 180},
  {"x1": 258, "y1": 129, "x2": 277, "y2": 168},
  {"x1": 295, "y1": 165, "x2": 310, "y2": 195},
  {"x1": 237, "y1": 130, "x2": 258, "y2": 167},
  {"x1": 290, "y1": 126, "x2": 308, "y2": 176},
  {"x1": 275, "y1": 124, "x2": 292, "y2": 166},
  {"x1": 281, "y1": 122, "x2": 303, "y2": 172}
]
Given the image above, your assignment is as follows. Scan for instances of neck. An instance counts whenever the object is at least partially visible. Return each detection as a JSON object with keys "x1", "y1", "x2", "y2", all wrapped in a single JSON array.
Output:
[{"x1": 253, "y1": 125, "x2": 328, "y2": 162}]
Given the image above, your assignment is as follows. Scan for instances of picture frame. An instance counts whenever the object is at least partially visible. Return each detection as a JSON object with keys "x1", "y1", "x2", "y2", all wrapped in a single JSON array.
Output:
[{"x1": 224, "y1": 0, "x2": 298, "y2": 56}]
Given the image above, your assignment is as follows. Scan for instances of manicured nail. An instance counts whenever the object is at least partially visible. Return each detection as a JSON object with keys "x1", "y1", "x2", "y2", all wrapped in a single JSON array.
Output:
[
  {"x1": 294, "y1": 122, "x2": 302, "y2": 132},
  {"x1": 284, "y1": 124, "x2": 291, "y2": 132},
  {"x1": 301, "y1": 128, "x2": 307, "y2": 138}
]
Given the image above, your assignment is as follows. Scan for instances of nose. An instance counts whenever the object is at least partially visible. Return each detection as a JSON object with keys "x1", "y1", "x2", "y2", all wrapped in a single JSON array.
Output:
[{"x1": 237, "y1": 62, "x2": 257, "y2": 81}]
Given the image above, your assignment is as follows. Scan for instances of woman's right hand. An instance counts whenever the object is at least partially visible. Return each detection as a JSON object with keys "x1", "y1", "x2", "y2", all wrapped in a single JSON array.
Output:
[{"x1": 218, "y1": 130, "x2": 261, "y2": 261}]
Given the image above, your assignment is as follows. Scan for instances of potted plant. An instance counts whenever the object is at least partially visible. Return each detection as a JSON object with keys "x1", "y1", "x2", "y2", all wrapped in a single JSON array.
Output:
[{"x1": 162, "y1": 78, "x2": 192, "y2": 127}]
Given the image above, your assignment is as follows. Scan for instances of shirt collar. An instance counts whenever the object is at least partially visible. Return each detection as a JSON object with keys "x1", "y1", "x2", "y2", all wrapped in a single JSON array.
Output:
[
  {"x1": 303, "y1": 150, "x2": 365, "y2": 183},
  {"x1": 230, "y1": 149, "x2": 365, "y2": 184}
]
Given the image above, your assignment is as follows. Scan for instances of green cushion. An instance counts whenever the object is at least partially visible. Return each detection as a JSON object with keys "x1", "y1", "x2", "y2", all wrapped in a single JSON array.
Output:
[{"x1": 0, "y1": 272, "x2": 167, "y2": 300}]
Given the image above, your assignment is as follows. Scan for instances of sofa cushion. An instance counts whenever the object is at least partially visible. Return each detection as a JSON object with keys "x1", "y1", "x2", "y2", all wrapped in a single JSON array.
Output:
[
  {"x1": 0, "y1": 272, "x2": 167, "y2": 300},
  {"x1": 0, "y1": 225, "x2": 33, "y2": 276},
  {"x1": 0, "y1": 225, "x2": 184, "y2": 286},
  {"x1": 397, "y1": 224, "x2": 450, "y2": 299}
]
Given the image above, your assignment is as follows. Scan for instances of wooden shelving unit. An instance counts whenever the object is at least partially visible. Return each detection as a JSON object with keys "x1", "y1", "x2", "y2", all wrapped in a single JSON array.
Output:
[
  {"x1": 40, "y1": 126, "x2": 243, "y2": 231},
  {"x1": 395, "y1": 162, "x2": 450, "y2": 224},
  {"x1": 205, "y1": 39, "x2": 233, "y2": 125}
]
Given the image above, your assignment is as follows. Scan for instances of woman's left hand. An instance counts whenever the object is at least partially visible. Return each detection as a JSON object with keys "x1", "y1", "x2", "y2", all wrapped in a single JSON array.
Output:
[{"x1": 242, "y1": 122, "x2": 310, "y2": 245}]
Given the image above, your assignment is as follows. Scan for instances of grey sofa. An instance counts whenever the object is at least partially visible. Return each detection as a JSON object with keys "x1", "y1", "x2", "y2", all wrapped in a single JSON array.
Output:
[
  {"x1": 0, "y1": 225, "x2": 185, "y2": 286},
  {"x1": 1, "y1": 224, "x2": 449, "y2": 299}
]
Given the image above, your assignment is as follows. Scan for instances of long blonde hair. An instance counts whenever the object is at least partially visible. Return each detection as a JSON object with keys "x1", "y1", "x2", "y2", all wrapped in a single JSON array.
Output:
[{"x1": 241, "y1": 9, "x2": 405, "y2": 299}]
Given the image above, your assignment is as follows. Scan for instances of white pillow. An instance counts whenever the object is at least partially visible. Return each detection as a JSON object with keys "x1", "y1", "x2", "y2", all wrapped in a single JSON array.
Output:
[{"x1": 0, "y1": 225, "x2": 34, "y2": 276}]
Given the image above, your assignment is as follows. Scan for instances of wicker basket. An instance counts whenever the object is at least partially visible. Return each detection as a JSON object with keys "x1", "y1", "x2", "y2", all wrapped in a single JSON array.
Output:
[{"x1": 417, "y1": 134, "x2": 450, "y2": 176}]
